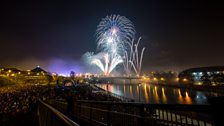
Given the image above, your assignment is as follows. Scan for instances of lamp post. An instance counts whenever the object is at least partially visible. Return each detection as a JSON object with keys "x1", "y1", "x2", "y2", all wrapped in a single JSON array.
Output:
[{"x1": 138, "y1": 83, "x2": 142, "y2": 102}]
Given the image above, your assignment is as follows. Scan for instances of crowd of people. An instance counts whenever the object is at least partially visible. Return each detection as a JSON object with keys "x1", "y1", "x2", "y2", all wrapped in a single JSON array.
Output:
[
  {"x1": 0, "y1": 83, "x2": 121, "y2": 125},
  {"x1": 0, "y1": 84, "x2": 49, "y2": 126},
  {"x1": 50, "y1": 84, "x2": 121, "y2": 102}
]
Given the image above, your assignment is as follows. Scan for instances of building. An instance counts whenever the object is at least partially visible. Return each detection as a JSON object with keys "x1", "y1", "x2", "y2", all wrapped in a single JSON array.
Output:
[
  {"x1": 0, "y1": 66, "x2": 53, "y2": 84},
  {"x1": 179, "y1": 66, "x2": 224, "y2": 85}
]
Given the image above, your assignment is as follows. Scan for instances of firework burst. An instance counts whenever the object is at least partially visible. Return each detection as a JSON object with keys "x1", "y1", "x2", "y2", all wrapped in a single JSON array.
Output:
[
  {"x1": 84, "y1": 14, "x2": 145, "y2": 76},
  {"x1": 96, "y1": 14, "x2": 136, "y2": 55}
]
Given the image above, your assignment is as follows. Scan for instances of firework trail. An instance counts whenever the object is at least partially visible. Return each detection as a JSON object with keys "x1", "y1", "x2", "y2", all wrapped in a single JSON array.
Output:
[{"x1": 129, "y1": 37, "x2": 145, "y2": 76}]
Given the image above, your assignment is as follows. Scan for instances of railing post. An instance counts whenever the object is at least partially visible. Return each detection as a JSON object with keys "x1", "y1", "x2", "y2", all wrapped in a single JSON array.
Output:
[
  {"x1": 208, "y1": 96, "x2": 224, "y2": 126},
  {"x1": 79, "y1": 102, "x2": 81, "y2": 122},
  {"x1": 139, "y1": 106, "x2": 145, "y2": 126},
  {"x1": 89, "y1": 102, "x2": 92, "y2": 125},
  {"x1": 107, "y1": 104, "x2": 111, "y2": 126}
]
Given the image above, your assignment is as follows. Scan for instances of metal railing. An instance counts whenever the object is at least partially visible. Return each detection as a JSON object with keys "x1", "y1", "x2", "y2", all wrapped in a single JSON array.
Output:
[
  {"x1": 38, "y1": 99, "x2": 79, "y2": 126},
  {"x1": 47, "y1": 99, "x2": 217, "y2": 126}
]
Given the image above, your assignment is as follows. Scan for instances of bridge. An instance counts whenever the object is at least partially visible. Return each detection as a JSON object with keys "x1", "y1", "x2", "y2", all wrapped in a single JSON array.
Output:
[{"x1": 95, "y1": 76, "x2": 142, "y2": 84}]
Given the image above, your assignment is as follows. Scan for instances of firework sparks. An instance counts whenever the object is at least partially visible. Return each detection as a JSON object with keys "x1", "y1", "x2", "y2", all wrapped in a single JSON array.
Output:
[
  {"x1": 89, "y1": 15, "x2": 135, "y2": 75},
  {"x1": 83, "y1": 14, "x2": 145, "y2": 76}
]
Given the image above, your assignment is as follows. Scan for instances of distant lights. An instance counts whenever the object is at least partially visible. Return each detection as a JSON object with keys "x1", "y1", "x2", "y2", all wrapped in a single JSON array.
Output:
[
  {"x1": 196, "y1": 82, "x2": 202, "y2": 85},
  {"x1": 183, "y1": 78, "x2": 188, "y2": 82},
  {"x1": 160, "y1": 77, "x2": 165, "y2": 81},
  {"x1": 153, "y1": 77, "x2": 157, "y2": 81}
]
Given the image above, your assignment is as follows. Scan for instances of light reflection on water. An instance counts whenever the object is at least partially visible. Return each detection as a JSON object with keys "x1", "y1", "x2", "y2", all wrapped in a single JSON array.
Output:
[{"x1": 96, "y1": 83, "x2": 220, "y2": 104}]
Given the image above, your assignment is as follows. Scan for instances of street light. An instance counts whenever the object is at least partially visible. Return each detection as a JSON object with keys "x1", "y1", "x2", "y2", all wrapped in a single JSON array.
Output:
[{"x1": 138, "y1": 83, "x2": 142, "y2": 102}]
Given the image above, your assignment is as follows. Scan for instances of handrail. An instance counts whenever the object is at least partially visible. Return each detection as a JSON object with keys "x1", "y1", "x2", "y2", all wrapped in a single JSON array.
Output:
[
  {"x1": 74, "y1": 100, "x2": 211, "y2": 112},
  {"x1": 39, "y1": 99, "x2": 80, "y2": 126},
  {"x1": 48, "y1": 99, "x2": 216, "y2": 126},
  {"x1": 52, "y1": 99, "x2": 212, "y2": 112}
]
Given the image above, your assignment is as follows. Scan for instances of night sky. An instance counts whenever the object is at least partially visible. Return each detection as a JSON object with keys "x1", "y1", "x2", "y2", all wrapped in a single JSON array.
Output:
[{"x1": 0, "y1": 0, "x2": 224, "y2": 74}]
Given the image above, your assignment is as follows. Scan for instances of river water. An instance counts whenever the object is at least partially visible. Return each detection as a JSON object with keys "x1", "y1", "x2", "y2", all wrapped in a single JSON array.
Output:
[{"x1": 95, "y1": 83, "x2": 221, "y2": 104}]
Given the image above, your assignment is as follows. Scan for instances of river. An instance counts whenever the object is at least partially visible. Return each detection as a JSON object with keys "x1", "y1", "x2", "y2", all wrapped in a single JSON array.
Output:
[{"x1": 95, "y1": 83, "x2": 222, "y2": 104}]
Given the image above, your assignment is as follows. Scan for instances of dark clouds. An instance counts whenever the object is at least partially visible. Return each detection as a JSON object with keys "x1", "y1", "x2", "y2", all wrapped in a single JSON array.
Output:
[{"x1": 0, "y1": 0, "x2": 224, "y2": 73}]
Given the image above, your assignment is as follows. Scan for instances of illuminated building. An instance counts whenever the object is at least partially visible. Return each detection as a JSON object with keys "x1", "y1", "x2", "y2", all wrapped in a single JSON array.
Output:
[{"x1": 179, "y1": 66, "x2": 224, "y2": 85}]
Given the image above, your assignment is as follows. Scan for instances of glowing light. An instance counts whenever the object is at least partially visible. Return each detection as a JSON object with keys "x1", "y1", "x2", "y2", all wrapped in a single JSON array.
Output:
[
  {"x1": 111, "y1": 28, "x2": 117, "y2": 35},
  {"x1": 185, "y1": 91, "x2": 192, "y2": 104},
  {"x1": 176, "y1": 77, "x2": 180, "y2": 81},
  {"x1": 178, "y1": 89, "x2": 183, "y2": 103},
  {"x1": 153, "y1": 86, "x2": 159, "y2": 103},
  {"x1": 162, "y1": 88, "x2": 167, "y2": 103},
  {"x1": 183, "y1": 78, "x2": 188, "y2": 82},
  {"x1": 153, "y1": 77, "x2": 158, "y2": 81},
  {"x1": 160, "y1": 77, "x2": 165, "y2": 81},
  {"x1": 196, "y1": 82, "x2": 202, "y2": 85},
  {"x1": 144, "y1": 84, "x2": 149, "y2": 103},
  {"x1": 107, "y1": 37, "x2": 113, "y2": 43}
]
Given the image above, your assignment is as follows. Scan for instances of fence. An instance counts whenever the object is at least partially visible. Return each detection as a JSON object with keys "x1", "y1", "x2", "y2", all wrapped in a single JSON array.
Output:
[
  {"x1": 47, "y1": 99, "x2": 217, "y2": 126},
  {"x1": 38, "y1": 99, "x2": 79, "y2": 126}
]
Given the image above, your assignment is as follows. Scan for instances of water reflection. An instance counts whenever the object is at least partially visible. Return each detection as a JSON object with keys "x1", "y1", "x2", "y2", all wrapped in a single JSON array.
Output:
[
  {"x1": 185, "y1": 92, "x2": 192, "y2": 104},
  {"x1": 161, "y1": 88, "x2": 167, "y2": 103},
  {"x1": 143, "y1": 84, "x2": 149, "y2": 103},
  {"x1": 96, "y1": 83, "x2": 220, "y2": 104}
]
